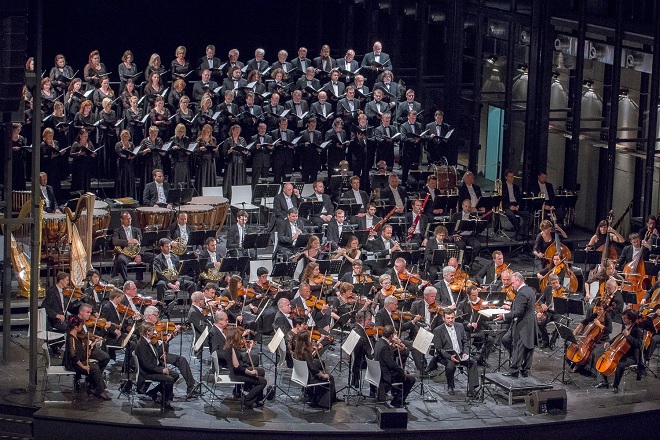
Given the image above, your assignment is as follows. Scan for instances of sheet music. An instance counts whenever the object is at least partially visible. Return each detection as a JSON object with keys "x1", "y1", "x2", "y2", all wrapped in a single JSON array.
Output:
[
  {"x1": 194, "y1": 326, "x2": 209, "y2": 352},
  {"x1": 268, "y1": 328, "x2": 285, "y2": 354},
  {"x1": 120, "y1": 324, "x2": 136, "y2": 348},
  {"x1": 341, "y1": 329, "x2": 361, "y2": 356},
  {"x1": 412, "y1": 327, "x2": 433, "y2": 354},
  {"x1": 478, "y1": 308, "x2": 510, "y2": 317}
]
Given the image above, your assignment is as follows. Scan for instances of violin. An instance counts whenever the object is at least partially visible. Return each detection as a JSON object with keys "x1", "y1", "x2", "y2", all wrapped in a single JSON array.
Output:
[
  {"x1": 501, "y1": 285, "x2": 516, "y2": 301},
  {"x1": 397, "y1": 271, "x2": 424, "y2": 284},
  {"x1": 391, "y1": 311, "x2": 423, "y2": 322},
  {"x1": 116, "y1": 303, "x2": 137, "y2": 317},
  {"x1": 93, "y1": 283, "x2": 115, "y2": 293},
  {"x1": 354, "y1": 274, "x2": 373, "y2": 284},
  {"x1": 305, "y1": 295, "x2": 327, "y2": 310},
  {"x1": 495, "y1": 263, "x2": 510, "y2": 276},
  {"x1": 132, "y1": 295, "x2": 163, "y2": 306},
  {"x1": 312, "y1": 274, "x2": 335, "y2": 286},
  {"x1": 237, "y1": 286, "x2": 257, "y2": 298},
  {"x1": 290, "y1": 306, "x2": 308, "y2": 317},
  {"x1": 428, "y1": 302, "x2": 445, "y2": 315},
  {"x1": 389, "y1": 336, "x2": 407, "y2": 351},
  {"x1": 365, "y1": 326, "x2": 384, "y2": 337},
  {"x1": 85, "y1": 317, "x2": 110, "y2": 329},
  {"x1": 63, "y1": 286, "x2": 84, "y2": 298},
  {"x1": 553, "y1": 286, "x2": 567, "y2": 299},
  {"x1": 311, "y1": 329, "x2": 334, "y2": 343},
  {"x1": 381, "y1": 285, "x2": 413, "y2": 300},
  {"x1": 154, "y1": 320, "x2": 177, "y2": 333},
  {"x1": 150, "y1": 330, "x2": 170, "y2": 344}
]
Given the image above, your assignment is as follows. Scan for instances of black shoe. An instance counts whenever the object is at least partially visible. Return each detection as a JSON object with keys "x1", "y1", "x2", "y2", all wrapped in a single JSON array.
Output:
[
  {"x1": 594, "y1": 382, "x2": 609, "y2": 389},
  {"x1": 187, "y1": 389, "x2": 202, "y2": 398},
  {"x1": 611, "y1": 387, "x2": 619, "y2": 394},
  {"x1": 146, "y1": 390, "x2": 159, "y2": 402},
  {"x1": 502, "y1": 372, "x2": 519, "y2": 378},
  {"x1": 477, "y1": 359, "x2": 490, "y2": 367},
  {"x1": 74, "y1": 379, "x2": 81, "y2": 391},
  {"x1": 521, "y1": 372, "x2": 529, "y2": 378},
  {"x1": 163, "y1": 401, "x2": 176, "y2": 411},
  {"x1": 467, "y1": 391, "x2": 475, "y2": 398},
  {"x1": 265, "y1": 385, "x2": 275, "y2": 401},
  {"x1": 448, "y1": 388, "x2": 455, "y2": 395}
]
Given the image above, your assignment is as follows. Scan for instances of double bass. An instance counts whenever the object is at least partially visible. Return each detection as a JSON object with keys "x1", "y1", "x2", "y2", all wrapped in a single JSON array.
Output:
[
  {"x1": 543, "y1": 210, "x2": 571, "y2": 265},
  {"x1": 622, "y1": 233, "x2": 651, "y2": 309},
  {"x1": 566, "y1": 311, "x2": 606, "y2": 365}
]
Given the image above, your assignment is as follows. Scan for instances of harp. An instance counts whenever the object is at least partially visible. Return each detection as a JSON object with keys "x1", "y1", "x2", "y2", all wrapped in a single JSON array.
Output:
[
  {"x1": 64, "y1": 193, "x2": 96, "y2": 288},
  {"x1": 8, "y1": 197, "x2": 45, "y2": 298}
]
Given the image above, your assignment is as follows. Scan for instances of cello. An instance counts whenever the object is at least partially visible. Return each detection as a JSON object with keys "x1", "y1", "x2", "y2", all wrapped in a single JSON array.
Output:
[
  {"x1": 596, "y1": 329, "x2": 631, "y2": 376},
  {"x1": 566, "y1": 310, "x2": 606, "y2": 366},
  {"x1": 621, "y1": 232, "x2": 651, "y2": 309},
  {"x1": 543, "y1": 209, "x2": 571, "y2": 266}
]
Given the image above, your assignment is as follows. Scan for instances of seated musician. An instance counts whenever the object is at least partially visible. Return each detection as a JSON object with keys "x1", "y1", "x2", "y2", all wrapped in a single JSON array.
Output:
[
  {"x1": 425, "y1": 226, "x2": 458, "y2": 282},
  {"x1": 99, "y1": 289, "x2": 137, "y2": 366},
  {"x1": 456, "y1": 286, "x2": 495, "y2": 366},
  {"x1": 42, "y1": 272, "x2": 73, "y2": 337},
  {"x1": 601, "y1": 278, "x2": 626, "y2": 324},
  {"x1": 199, "y1": 237, "x2": 228, "y2": 288},
  {"x1": 275, "y1": 208, "x2": 306, "y2": 261},
  {"x1": 584, "y1": 259, "x2": 622, "y2": 304},
  {"x1": 473, "y1": 250, "x2": 507, "y2": 285},
  {"x1": 351, "y1": 310, "x2": 377, "y2": 394},
  {"x1": 111, "y1": 211, "x2": 150, "y2": 283},
  {"x1": 537, "y1": 253, "x2": 568, "y2": 284},
  {"x1": 340, "y1": 259, "x2": 371, "y2": 284},
  {"x1": 586, "y1": 220, "x2": 625, "y2": 255},
  {"x1": 458, "y1": 171, "x2": 482, "y2": 214},
  {"x1": 374, "y1": 325, "x2": 416, "y2": 407},
  {"x1": 341, "y1": 175, "x2": 370, "y2": 221},
  {"x1": 120, "y1": 281, "x2": 146, "y2": 319},
  {"x1": 532, "y1": 219, "x2": 567, "y2": 272},
  {"x1": 226, "y1": 275, "x2": 258, "y2": 329},
  {"x1": 208, "y1": 310, "x2": 231, "y2": 370},
  {"x1": 292, "y1": 235, "x2": 325, "y2": 265},
  {"x1": 76, "y1": 303, "x2": 111, "y2": 374},
  {"x1": 422, "y1": 175, "x2": 444, "y2": 222},
  {"x1": 364, "y1": 224, "x2": 401, "y2": 276},
  {"x1": 594, "y1": 309, "x2": 644, "y2": 393},
  {"x1": 532, "y1": 171, "x2": 562, "y2": 222},
  {"x1": 135, "y1": 322, "x2": 179, "y2": 410},
  {"x1": 405, "y1": 198, "x2": 429, "y2": 248},
  {"x1": 451, "y1": 199, "x2": 483, "y2": 265},
  {"x1": 273, "y1": 298, "x2": 294, "y2": 339},
  {"x1": 291, "y1": 282, "x2": 336, "y2": 336},
  {"x1": 307, "y1": 180, "x2": 335, "y2": 228},
  {"x1": 616, "y1": 232, "x2": 651, "y2": 271},
  {"x1": 638, "y1": 215, "x2": 660, "y2": 247},
  {"x1": 152, "y1": 238, "x2": 197, "y2": 301},
  {"x1": 380, "y1": 173, "x2": 407, "y2": 213},
  {"x1": 299, "y1": 262, "x2": 326, "y2": 297},
  {"x1": 63, "y1": 316, "x2": 111, "y2": 400},
  {"x1": 326, "y1": 209, "x2": 352, "y2": 250},
  {"x1": 142, "y1": 168, "x2": 171, "y2": 208},
  {"x1": 168, "y1": 212, "x2": 193, "y2": 256},
  {"x1": 427, "y1": 309, "x2": 479, "y2": 397},
  {"x1": 375, "y1": 296, "x2": 425, "y2": 373},
  {"x1": 331, "y1": 234, "x2": 361, "y2": 278},
  {"x1": 358, "y1": 202, "x2": 382, "y2": 235},
  {"x1": 226, "y1": 209, "x2": 252, "y2": 258},
  {"x1": 292, "y1": 330, "x2": 338, "y2": 409},
  {"x1": 571, "y1": 299, "x2": 612, "y2": 376},
  {"x1": 247, "y1": 267, "x2": 279, "y2": 332},
  {"x1": 502, "y1": 169, "x2": 531, "y2": 240},
  {"x1": 39, "y1": 172, "x2": 60, "y2": 213},
  {"x1": 536, "y1": 274, "x2": 561, "y2": 349},
  {"x1": 273, "y1": 183, "x2": 301, "y2": 229},
  {"x1": 143, "y1": 305, "x2": 198, "y2": 397},
  {"x1": 410, "y1": 285, "x2": 444, "y2": 336},
  {"x1": 188, "y1": 291, "x2": 212, "y2": 355},
  {"x1": 386, "y1": 257, "x2": 429, "y2": 296},
  {"x1": 332, "y1": 282, "x2": 372, "y2": 328},
  {"x1": 432, "y1": 266, "x2": 460, "y2": 310},
  {"x1": 285, "y1": 316, "x2": 308, "y2": 368}
]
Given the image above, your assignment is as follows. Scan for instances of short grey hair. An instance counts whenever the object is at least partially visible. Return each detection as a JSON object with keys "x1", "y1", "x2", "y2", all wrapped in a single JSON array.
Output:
[
  {"x1": 443, "y1": 266, "x2": 456, "y2": 276},
  {"x1": 384, "y1": 295, "x2": 398, "y2": 306}
]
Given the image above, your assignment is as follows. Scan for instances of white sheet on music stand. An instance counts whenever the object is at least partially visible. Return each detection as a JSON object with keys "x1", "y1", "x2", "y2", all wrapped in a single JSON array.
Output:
[
  {"x1": 113, "y1": 324, "x2": 136, "y2": 349},
  {"x1": 249, "y1": 260, "x2": 273, "y2": 283},
  {"x1": 301, "y1": 183, "x2": 314, "y2": 198},
  {"x1": 342, "y1": 329, "x2": 361, "y2": 356},
  {"x1": 194, "y1": 326, "x2": 209, "y2": 352},
  {"x1": 202, "y1": 186, "x2": 223, "y2": 197},
  {"x1": 478, "y1": 308, "x2": 510, "y2": 317},
  {"x1": 268, "y1": 328, "x2": 285, "y2": 354},
  {"x1": 412, "y1": 327, "x2": 434, "y2": 354},
  {"x1": 293, "y1": 259, "x2": 304, "y2": 280}
]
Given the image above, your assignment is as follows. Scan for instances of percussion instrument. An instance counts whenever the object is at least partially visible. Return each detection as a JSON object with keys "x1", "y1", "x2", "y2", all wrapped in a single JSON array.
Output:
[
  {"x1": 94, "y1": 200, "x2": 110, "y2": 212},
  {"x1": 92, "y1": 209, "x2": 111, "y2": 238},
  {"x1": 136, "y1": 206, "x2": 174, "y2": 231},
  {"x1": 188, "y1": 196, "x2": 229, "y2": 230},
  {"x1": 433, "y1": 164, "x2": 457, "y2": 191},
  {"x1": 178, "y1": 204, "x2": 214, "y2": 230},
  {"x1": 12, "y1": 190, "x2": 31, "y2": 213},
  {"x1": 42, "y1": 213, "x2": 67, "y2": 244}
]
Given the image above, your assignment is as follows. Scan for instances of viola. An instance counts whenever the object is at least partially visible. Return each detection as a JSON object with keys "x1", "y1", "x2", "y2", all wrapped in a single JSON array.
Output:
[
  {"x1": 63, "y1": 286, "x2": 84, "y2": 298},
  {"x1": 311, "y1": 329, "x2": 334, "y2": 343},
  {"x1": 306, "y1": 296, "x2": 327, "y2": 310},
  {"x1": 85, "y1": 317, "x2": 110, "y2": 329},
  {"x1": 391, "y1": 311, "x2": 423, "y2": 322},
  {"x1": 365, "y1": 326, "x2": 384, "y2": 337},
  {"x1": 397, "y1": 271, "x2": 424, "y2": 284},
  {"x1": 116, "y1": 303, "x2": 137, "y2": 317},
  {"x1": 132, "y1": 295, "x2": 163, "y2": 306}
]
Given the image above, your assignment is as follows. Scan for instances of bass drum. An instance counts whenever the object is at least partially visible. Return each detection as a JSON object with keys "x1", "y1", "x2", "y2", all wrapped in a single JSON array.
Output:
[{"x1": 434, "y1": 164, "x2": 457, "y2": 192}]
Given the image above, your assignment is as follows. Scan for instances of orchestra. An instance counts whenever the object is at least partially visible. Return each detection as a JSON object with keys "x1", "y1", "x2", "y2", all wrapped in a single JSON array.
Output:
[{"x1": 8, "y1": 42, "x2": 660, "y2": 417}]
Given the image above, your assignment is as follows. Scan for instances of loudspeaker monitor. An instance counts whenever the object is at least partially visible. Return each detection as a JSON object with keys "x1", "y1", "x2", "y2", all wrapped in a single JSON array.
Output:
[{"x1": 525, "y1": 389, "x2": 567, "y2": 415}]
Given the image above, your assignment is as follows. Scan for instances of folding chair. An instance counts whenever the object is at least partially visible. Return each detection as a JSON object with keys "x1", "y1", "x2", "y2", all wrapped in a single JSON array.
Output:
[
  {"x1": 31, "y1": 308, "x2": 65, "y2": 351},
  {"x1": 130, "y1": 353, "x2": 163, "y2": 412},
  {"x1": 210, "y1": 351, "x2": 245, "y2": 410},
  {"x1": 41, "y1": 342, "x2": 76, "y2": 402},
  {"x1": 365, "y1": 358, "x2": 403, "y2": 408},
  {"x1": 290, "y1": 358, "x2": 331, "y2": 412}
]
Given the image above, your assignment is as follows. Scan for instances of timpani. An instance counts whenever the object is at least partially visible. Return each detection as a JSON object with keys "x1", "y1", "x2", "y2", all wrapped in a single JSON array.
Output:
[
  {"x1": 178, "y1": 204, "x2": 215, "y2": 230},
  {"x1": 136, "y1": 207, "x2": 175, "y2": 231},
  {"x1": 188, "y1": 196, "x2": 229, "y2": 230}
]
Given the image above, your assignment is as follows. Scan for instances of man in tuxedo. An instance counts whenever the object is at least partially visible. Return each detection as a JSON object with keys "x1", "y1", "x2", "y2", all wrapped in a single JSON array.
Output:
[
  {"x1": 197, "y1": 44, "x2": 222, "y2": 80},
  {"x1": 275, "y1": 208, "x2": 306, "y2": 260},
  {"x1": 226, "y1": 209, "x2": 252, "y2": 259},
  {"x1": 221, "y1": 66, "x2": 247, "y2": 96},
  {"x1": 273, "y1": 182, "x2": 301, "y2": 227},
  {"x1": 221, "y1": 49, "x2": 244, "y2": 77},
  {"x1": 193, "y1": 69, "x2": 219, "y2": 103},
  {"x1": 337, "y1": 49, "x2": 360, "y2": 83},
  {"x1": 215, "y1": 90, "x2": 240, "y2": 139},
  {"x1": 425, "y1": 110, "x2": 452, "y2": 164},
  {"x1": 290, "y1": 47, "x2": 312, "y2": 81},
  {"x1": 404, "y1": 197, "x2": 429, "y2": 248},
  {"x1": 188, "y1": 291, "x2": 211, "y2": 349},
  {"x1": 152, "y1": 238, "x2": 197, "y2": 301},
  {"x1": 433, "y1": 266, "x2": 459, "y2": 309},
  {"x1": 307, "y1": 180, "x2": 334, "y2": 227},
  {"x1": 364, "y1": 224, "x2": 400, "y2": 275},
  {"x1": 498, "y1": 272, "x2": 537, "y2": 377},
  {"x1": 198, "y1": 237, "x2": 226, "y2": 285},
  {"x1": 270, "y1": 116, "x2": 296, "y2": 184},
  {"x1": 373, "y1": 112, "x2": 398, "y2": 167},
  {"x1": 380, "y1": 173, "x2": 407, "y2": 211},
  {"x1": 325, "y1": 117, "x2": 348, "y2": 172},
  {"x1": 365, "y1": 88, "x2": 388, "y2": 127},
  {"x1": 361, "y1": 41, "x2": 393, "y2": 77},
  {"x1": 296, "y1": 66, "x2": 321, "y2": 103},
  {"x1": 395, "y1": 89, "x2": 423, "y2": 124},
  {"x1": 617, "y1": 232, "x2": 651, "y2": 271},
  {"x1": 398, "y1": 111, "x2": 423, "y2": 182},
  {"x1": 323, "y1": 70, "x2": 346, "y2": 109},
  {"x1": 245, "y1": 48, "x2": 269, "y2": 74},
  {"x1": 374, "y1": 325, "x2": 415, "y2": 407},
  {"x1": 423, "y1": 175, "x2": 444, "y2": 221},
  {"x1": 350, "y1": 310, "x2": 377, "y2": 393},
  {"x1": 285, "y1": 89, "x2": 310, "y2": 135},
  {"x1": 310, "y1": 91, "x2": 333, "y2": 134},
  {"x1": 99, "y1": 288, "x2": 136, "y2": 365},
  {"x1": 341, "y1": 175, "x2": 370, "y2": 219},
  {"x1": 273, "y1": 298, "x2": 294, "y2": 334},
  {"x1": 336, "y1": 86, "x2": 361, "y2": 134},
  {"x1": 208, "y1": 310, "x2": 229, "y2": 368},
  {"x1": 249, "y1": 121, "x2": 272, "y2": 190},
  {"x1": 239, "y1": 91, "x2": 264, "y2": 141},
  {"x1": 168, "y1": 211, "x2": 192, "y2": 256},
  {"x1": 357, "y1": 202, "x2": 382, "y2": 233},
  {"x1": 299, "y1": 118, "x2": 323, "y2": 183},
  {"x1": 135, "y1": 322, "x2": 179, "y2": 410},
  {"x1": 325, "y1": 209, "x2": 352, "y2": 249},
  {"x1": 111, "y1": 211, "x2": 144, "y2": 283},
  {"x1": 142, "y1": 168, "x2": 170, "y2": 207},
  {"x1": 457, "y1": 286, "x2": 495, "y2": 366},
  {"x1": 428, "y1": 309, "x2": 479, "y2": 396},
  {"x1": 373, "y1": 70, "x2": 401, "y2": 104},
  {"x1": 271, "y1": 49, "x2": 293, "y2": 76},
  {"x1": 39, "y1": 172, "x2": 60, "y2": 213},
  {"x1": 410, "y1": 286, "x2": 444, "y2": 335},
  {"x1": 531, "y1": 170, "x2": 556, "y2": 215},
  {"x1": 42, "y1": 271, "x2": 71, "y2": 333},
  {"x1": 474, "y1": 250, "x2": 506, "y2": 285},
  {"x1": 451, "y1": 199, "x2": 482, "y2": 264},
  {"x1": 424, "y1": 225, "x2": 457, "y2": 282},
  {"x1": 502, "y1": 169, "x2": 530, "y2": 239},
  {"x1": 458, "y1": 171, "x2": 482, "y2": 212}
]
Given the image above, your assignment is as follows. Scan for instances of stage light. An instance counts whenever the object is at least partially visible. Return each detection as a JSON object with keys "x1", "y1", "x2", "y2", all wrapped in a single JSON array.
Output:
[{"x1": 488, "y1": 20, "x2": 509, "y2": 39}]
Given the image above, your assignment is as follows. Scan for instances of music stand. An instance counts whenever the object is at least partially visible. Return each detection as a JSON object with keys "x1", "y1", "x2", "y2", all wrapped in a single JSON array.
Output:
[
  {"x1": 243, "y1": 232, "x2": 271, "y2": 258},
  {"x1": 292, "y1": 233, "x2": 313, "y2": 248},
  {"x1": 370, "y1": 174, "x2": 388, "y2": 190},
  {"x1": 180, "y1": 258, "x2": 204, "y2": 278},
  {"x1": 336, "y1": 202, "x2": 362, "y2": 217},
  {"x1": 551, "y1": 322, "x2": 579, "y2": 388},
  {"x1": 298, "y1": 200, "x2": 324, "y2": 220},
  {"x1": 339, "y1": 229, "x2": 366, "y2": 247},
  {"x1": 432, "y1": 248, "x2": 461, "y2": 266},
  {"x1": 272, "y1": 262, "x2": 297, "y2": 280},
  {"x1": 167, "y1": 188, "x2": 194, "y2": 206},
  {"x1": 188, "y1": 230, "x2": 216, "y2": 247},
  {"x1": 252, "y1": 183, "x2": 280, "y2": 204},
  {"x1": 318, "y1": 259, "x2": 343, "y2": 275},
  {"x1": 353, "y1": 281, "x2": 375, "y2": 297},
  {"x1": 188, "y1": 326, "x2": 215, "y2": 398},
  {"x1": 218, "y1": 257, "x2": 240, "y2": 273}
]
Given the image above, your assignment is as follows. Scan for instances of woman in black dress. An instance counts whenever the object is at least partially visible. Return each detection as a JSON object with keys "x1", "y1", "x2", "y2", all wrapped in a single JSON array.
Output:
[
  {"x1": 144, "y1": 72, "x2": 165, "y2": 112},
  {"x1": 73, "y1": 100, "x2": 97, "y2": 140},
  {"x1": 196, "y1": 95, "x2": 215, "y2": 134},
  {"x1": 118, "y1": 49, "x2": 137, "y2": 95},
  {"x1": 40, "y1": 127, "x2": 63, "y2": 198},
  {"x1": 93, "y1": 76, "x2": 115, "y2": 115},
  {"x1": 222, "y1": 124, "x2": 249, "y2": 198},
  {"x1": 293, "y1": 330, "x2": 337, "y2": 408},
  {"x1": 124, "y1": 94, "x2": 144, "y2": 143},
  {"x1": 49, "y1": 54, "x2": 75, "y2": 97},
  {"x1": 120, "y1": 78, "x2": 140, "y2": 112},
  {"x1": 48, "y1": 102, "x2": 71, "y2": 190},
  {"x1": 169, "y1": 123, "x2": 191, "y2": 187},
  {"x1": 168, "y1": 79, "x2": 186, "y2": 113},
  {"x1": 175, "y1": 95, "x2": 195, "y2": 137},
  {"x1": 40, "y1": 77, "x2": 58, "y2": 116},
  {"x1": 223, "y1": 327, "x2": 268, "y2": 409},
  {"x1": 65, "y1": 78, "x2": 83, "y2": 120},
  {"x1": 83, "y1": 49, "x2": 107, "y2": 89},
  {"x1": 11, "y1": 123, "x2": 27, "y2": 190},
  {"x1": 144, "y1": 53, "x2": 165, "y2": 80},
  {"x1": 70, "y1": 128, "x2": 97, "y2": 193},
  {"x1": 98, "y1": 97, "x2": 119, "y2": 178},
  {"x1": 115, "y1": 129, "x2": 137, "y2": 198},
  {"x1": 170, "y1": 46, "x2": 191, "y2": 83},
  {"x1": 138, "y1": 126, "x2": 164, "y2": 189},
  {"x1": 63, "y1": 316, "x2": 111, "y2": 400},
  {"x1": 149, "y1": 95, "x2": 171, "y2": 141},
  {"x1": 195, "y1": 124, "x2": 218, "y2": 192}
]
